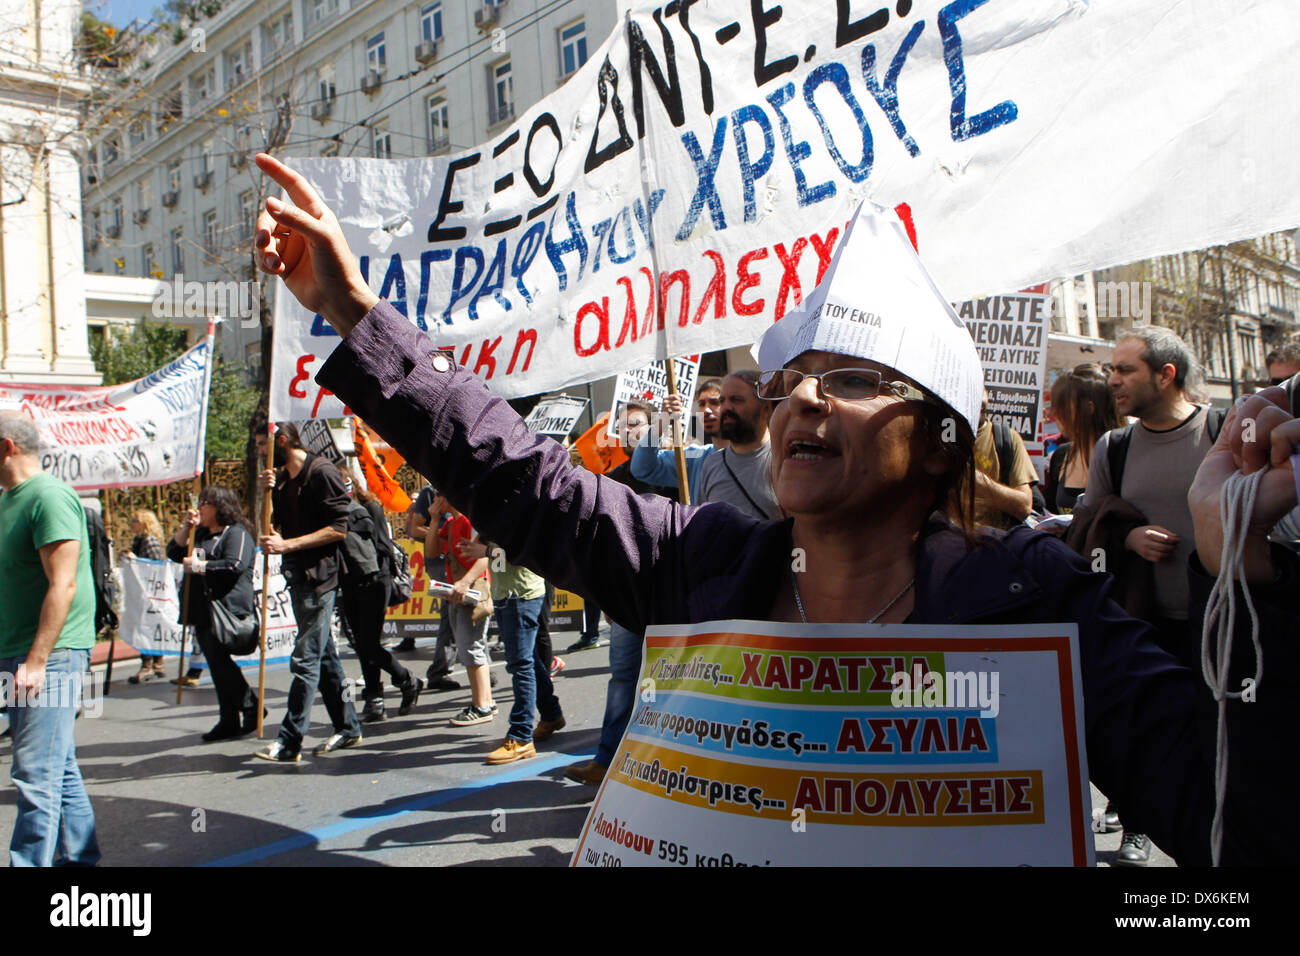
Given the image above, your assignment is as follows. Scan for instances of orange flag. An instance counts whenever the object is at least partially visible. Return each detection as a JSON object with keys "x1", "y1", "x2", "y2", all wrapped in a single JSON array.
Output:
[
  {"x1": 572, "y1": 412, "x2": 628, "y2": 474},
  {"x1": 353, "y1": 418, "x2": 412, "y2": 512}
]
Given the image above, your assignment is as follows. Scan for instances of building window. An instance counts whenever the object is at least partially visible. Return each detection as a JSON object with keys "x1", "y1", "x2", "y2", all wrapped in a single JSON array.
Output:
[
  {"x1": 142, "y1": 242, "x2": 157, "y2": 276},
  {"x1": 311, "y1": 0, "x2": 338, "y2": 24},
  {"x1": 110, "y1": 196, "x2": 123, "y2": 233},
  {"x1": 373, "y1": 118, "x2": 392, "y2": 159},
  {"x1": 158, "y1": 87, "x2": 183, "y2": 132},
  {"x1": 559, "y1": 20, "x2": 588, "y2": 77},
  {"x1": 239, "y1": 190, "x2": 256, "y2": 234},
  {"x1": 102, "y1": 134, "x2": 121, "y2": 166},
  {"x1": 91, "y1": 209, "x2": 101, "y2": 241},
  {"x1": 427, "y1": 95, "x2": 449, "y2": 151},
  {"x1": 168, "y1": 160, "x2": 182, "y2": 193},
  {"x1": 128, "y1": 117, "x2": 147, "y2": 149},
  {"x1": 172, "y1": 227, "x2": 185, "y2": 272},
  {"x1": 203, "y1": 210, "x2": 219, "y2": 257},
  {"x1": 318, "y1": 67, "x2": 336, "y2": 102},
  {"x1": 490, "y1": 59, "x2": 513, "y2": 125},
  {"x1": 226, "y1": 40, "x2": 252, "y2": 88},
  {"x1": 367, "y1": 33, "x2": 387, "y2": 73},
  {"x1": 134, "y1": 178, "x2": 151, "y2": 210},
  {"x1": 191, "y1": 67, "x2": 215, "y2": 103},
  {"x1": 201, "y1": 139, "x2": 215, "y2": 174},
  {"x1": 267, "y1": 13, "x2": 292, "y2": 54},
  {"x1": 421, "y1": 3, "x2": 443, "y2": 42}
]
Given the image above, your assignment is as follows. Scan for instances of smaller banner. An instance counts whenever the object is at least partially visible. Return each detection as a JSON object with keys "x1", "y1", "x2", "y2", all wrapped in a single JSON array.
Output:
[
  {"x1": 1, "y1": 332, "x2": 214, "y2": 491},
  {"x1": 524, "y1": 396, "x2": 589, "y2": 437},
  {"x1": 297, "y1": 419, "x2": 344, "y2": 465},
  {"x1": 606, "y1": 357, "x2": 701, "y2": 439},
  {"x1": 119, "y1": 554, "x2": 297, "y2": 666},
  {"x1": 955, "y1": 288, "x2": 1051, "y2": 447},
  {"x1": 353, "y1": 417, "x2": 411, "y2": 512},
  {"x1": 574, "y1": 621, "x2": 1090, "y2": 867}
]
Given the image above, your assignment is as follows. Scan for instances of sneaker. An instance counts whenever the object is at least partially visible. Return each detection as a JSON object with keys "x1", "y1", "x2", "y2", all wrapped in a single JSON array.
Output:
[
  {"x1": 361, "y1": 696, "x2": 386, "y2": 723},
  {"x1": 398, "y1": 677, "x2": 424, "y2": 716},
  {"x1": 549, "y1": 656, "x2": 566, "y2": 677},
  {"x1": 487, "y1": 737, "x2": 537, "y2": 765},
  {"x1": 449, "y1": 703, "x2": 497, "y2": 727},
  {"x1": 170, "y1": 672, "x2": 202, "y2": 687},
  {"x1": 255, "y1": 741, "x2": 301, "y2": 763},
  {"x1": 313, "y1": 732, "x2": 363, "y2": 755},
  {"x1": 533, "y1": 716, "x2": 566, "y2": 742},
  {"x1": 564, "y1": 759, "x2": 607, "y2": 786},
  {"x1": 566, "y1": 636, "x2": 602, "y2": 653},
  {"x1": 1100, "y1": 800, "x2": 1121, "y2": 833},
  {"x1": 1113, "y1": 831, "x2": 1151, "y2": 867}
]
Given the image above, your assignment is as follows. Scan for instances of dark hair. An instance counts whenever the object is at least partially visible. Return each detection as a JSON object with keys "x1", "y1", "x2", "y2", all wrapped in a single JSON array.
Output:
[
  {"x1": 622, "y1": 400, "x2": 651, "y2": 418},
  {"x1": 1265, "y1": 342, "x2": 1300, "y2": 367},
  {"x1": 726, "y1": 369, "x2": 762, "y2": 394},
  {"x1": 697, "y1": 378, "x2": 724, "y2": 396},
  {"x1": 1050, "y1": 364, "x2": 1119, "y2": 471},
  {"x1": 274, "y1": 421, "x2": 304, "y2": 450},
  {"x1": 1118, "y1": 326, "x2": 1200, "y2": 391},
  {"x1": 917, "y1": 401, "x2": 977, "y2": 540},
  {"x1": 199, "y1": 485, "x2": 249, "y2": 529},
  {"x1": 333, "y1": 462, "x2": 379, "y2": 506}
]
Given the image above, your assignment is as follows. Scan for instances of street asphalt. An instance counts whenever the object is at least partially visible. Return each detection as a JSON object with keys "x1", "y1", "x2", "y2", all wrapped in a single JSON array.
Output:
[{"x1": 0, "y1": 625, "x2": 1172, "y2": 867}]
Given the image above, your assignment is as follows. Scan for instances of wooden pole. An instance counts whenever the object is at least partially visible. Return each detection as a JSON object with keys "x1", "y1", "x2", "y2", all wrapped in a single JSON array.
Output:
[
  {"x1": 662, "y1": 360, "x2": 692, "y2": 505},
  {"x1": 256, "y1": 422, "x2": 275, "y2": 737},
  {"x1": 175, "y1": 480, "x2": 200, "y2": 705}
]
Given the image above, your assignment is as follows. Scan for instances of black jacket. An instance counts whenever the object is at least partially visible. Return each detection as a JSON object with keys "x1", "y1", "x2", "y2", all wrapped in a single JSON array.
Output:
[{"x1": 167, "y1": 524, "x2": 256, "y2": 626}]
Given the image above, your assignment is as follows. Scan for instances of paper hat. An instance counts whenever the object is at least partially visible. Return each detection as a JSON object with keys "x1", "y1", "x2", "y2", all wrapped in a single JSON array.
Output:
[{"x1": 752, "y1": 202, "x2": 983, "y2": 435}]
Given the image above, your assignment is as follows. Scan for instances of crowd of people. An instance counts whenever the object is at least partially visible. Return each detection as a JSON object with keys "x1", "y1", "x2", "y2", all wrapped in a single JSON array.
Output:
[{"x1": 1, "y1": 149, "x2": 1298, "y2": 866}]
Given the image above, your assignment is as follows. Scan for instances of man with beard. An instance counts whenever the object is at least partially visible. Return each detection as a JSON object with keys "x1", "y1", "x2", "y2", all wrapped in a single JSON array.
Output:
[
  {"x1": 1078, "y1": 326, "x2": 1222, "y2": 866},
  {"x1": 694, "y1": 370, "x2": 779, "y2": 519},
  {"x1": 255, "y1": 423, "x2": 362, "y2": 761},
  {"x1": 630, "y1": 378, "x2": 727, "y2": 500}
]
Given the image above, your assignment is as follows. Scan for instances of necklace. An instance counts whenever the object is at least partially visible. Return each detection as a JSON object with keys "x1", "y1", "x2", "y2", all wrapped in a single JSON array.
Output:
[{"x1": 790, "y1": 568, "x2": 915, "y2": 625}]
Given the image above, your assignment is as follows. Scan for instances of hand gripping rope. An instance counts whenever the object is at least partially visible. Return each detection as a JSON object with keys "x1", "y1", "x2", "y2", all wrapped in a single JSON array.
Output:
[{"x1": 1198, "y1": 465, "x2": 1268, "y2": 868}]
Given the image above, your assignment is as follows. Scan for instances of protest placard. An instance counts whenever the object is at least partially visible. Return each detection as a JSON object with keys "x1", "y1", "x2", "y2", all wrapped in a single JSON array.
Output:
[
  {"x1": 956, "y1": 287, "x2": 1052, "y2": 445},
  {"x1": 119, "y1": 555, "x2": 297, "y2": 666},
  {"x1": 524, "y1": 396, "x2": 589, "y2": 437},
  {"x1": 1, "y1": 332, "x2": 214, "y2": 491},
  {"x1": 269, "y1": 0, "x2": 1299, "y2": 422},
  {"x1": 573, "y1": 621, "x2": 1091, "y2": 867},
  {"x1": 606, "y1": 355, "x2": 700, "y2": 438}
]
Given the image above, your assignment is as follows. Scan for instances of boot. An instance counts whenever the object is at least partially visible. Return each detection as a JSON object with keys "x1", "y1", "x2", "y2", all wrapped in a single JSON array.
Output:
[{"x1": 361, "y1": 695, "x2": 386, "y2": 723}]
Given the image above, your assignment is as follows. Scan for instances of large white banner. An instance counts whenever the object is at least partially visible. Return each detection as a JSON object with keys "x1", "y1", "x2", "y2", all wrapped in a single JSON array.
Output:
[
  {"x1": 118, "y1": 555, "x2": 298, "y2": 665},
  {"x1": 1, "y1": 332, "x2": 214, "y2": 490},
  {"x1": 270, "y1": 0, "x2": 1300, "y2": 419}
]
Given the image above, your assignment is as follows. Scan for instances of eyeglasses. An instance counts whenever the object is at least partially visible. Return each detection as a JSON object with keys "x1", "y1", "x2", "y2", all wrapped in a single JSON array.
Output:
[{"x1": 757, "y1": 368, "x2": 933, "y2": 404}]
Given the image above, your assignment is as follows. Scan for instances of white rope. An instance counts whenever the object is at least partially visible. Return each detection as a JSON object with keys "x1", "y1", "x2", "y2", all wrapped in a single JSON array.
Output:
[{"x1": 1198, "y1": 466, "x2": 1267, "y2": 867}]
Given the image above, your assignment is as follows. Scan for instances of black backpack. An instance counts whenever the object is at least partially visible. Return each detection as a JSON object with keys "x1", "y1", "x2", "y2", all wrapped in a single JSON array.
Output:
[
  {"x1": 369, "y1": 505, "x2": 413, "y2": 608},
  {"x1": 1106, "y1": 406, "x2": 1227, "y2": 496},
  {"x1": 990, "y1": 420, "x2": 1047, "y2": 516},
  {"x1": 85, "y1": 506, "x2": 118, "y2": 632}
]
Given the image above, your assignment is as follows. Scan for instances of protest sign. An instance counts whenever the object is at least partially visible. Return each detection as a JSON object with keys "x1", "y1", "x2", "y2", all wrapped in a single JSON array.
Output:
[
  {"x1": 957, "y1": 287, "x2": 1051, "y2": 445},
  {"x1": 297, "y1": 419, "x2": 345, "y2": 465},
  {"x1": 119, "y1": 555, "x2": 297, "y2": 666},
  {"x1": 606, "y1": 355, "x2": 701, "y2": 439},
  {"x1": 524, "y1": 396, "x2": 589, "y2": 437},
  {"x1": 573, "y1": 621, "x2": 1091, "y2": 867},
  {"x1": 269, "y1": 0, "x2": 1299, "y2": 422},
  {"x1": 1, "y1": 331, "x2": 214, "y2": 491}
]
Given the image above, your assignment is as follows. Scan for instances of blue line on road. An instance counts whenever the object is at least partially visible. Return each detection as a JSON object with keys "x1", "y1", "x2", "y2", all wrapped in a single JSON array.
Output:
[{"x1": 200, "y1": 751, "x2": 594, "y2": 867}]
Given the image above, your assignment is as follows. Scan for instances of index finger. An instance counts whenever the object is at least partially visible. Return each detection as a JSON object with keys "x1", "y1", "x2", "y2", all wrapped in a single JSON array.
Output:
[{"x1": 255, "y1": 152, "x2": 328, "y2": 218}]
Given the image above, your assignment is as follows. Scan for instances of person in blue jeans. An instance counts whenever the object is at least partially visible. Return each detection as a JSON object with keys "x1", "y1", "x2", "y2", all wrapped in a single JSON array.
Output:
[
  {"x1": 459, "y1": 539, "x2": 564, "y2": 764},
  {"x1": 0, "y1": 412, "x2": 101, "y2": 866},
  {"x1": 255, "y1": 423, "x2": 362, "y2": 761}
]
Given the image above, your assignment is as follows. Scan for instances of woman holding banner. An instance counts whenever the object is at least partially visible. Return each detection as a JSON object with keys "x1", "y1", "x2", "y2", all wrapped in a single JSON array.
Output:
[
  {"x1": 126, "y1": 510, "x2": 168, "y2": 683},
  {"x1": 167, "y1": 487, "x2": 260, "y2": 742},
  {"x1": 252, "y1": 154, "x2": 1299, "y2": 865}
]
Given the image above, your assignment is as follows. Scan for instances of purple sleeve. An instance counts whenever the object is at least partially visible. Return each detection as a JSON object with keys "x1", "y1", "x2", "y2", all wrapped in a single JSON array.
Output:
[{"x1": 316, "y1": 301, "x2": 699, "y2": 631}]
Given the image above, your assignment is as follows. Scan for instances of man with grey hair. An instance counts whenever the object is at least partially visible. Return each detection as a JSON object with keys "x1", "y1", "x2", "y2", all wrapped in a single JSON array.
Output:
[
  {"x1": 1265, "y1": 342, "x2": 1300, "y2": 386},
  {"x1": 1081, "y1": 326, "x2": 1222, "y2": 867},
  {"x1": 0, "y1": 411, "x2": 101, "y2": 866}
]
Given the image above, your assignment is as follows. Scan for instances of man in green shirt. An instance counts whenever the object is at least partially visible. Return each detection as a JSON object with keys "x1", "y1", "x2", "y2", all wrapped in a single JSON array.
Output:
[{"x1": 0, "y1": 411, "x2": 101, "y2": 866}]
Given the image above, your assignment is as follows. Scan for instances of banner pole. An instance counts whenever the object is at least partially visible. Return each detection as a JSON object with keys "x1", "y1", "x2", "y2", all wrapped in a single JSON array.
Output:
[
  {"x1": 256, "y1": 422, "x2": 274, "y2": 737},
  {"x1": 627, "y1": 9, "x2": 691, "y2": 505},
  {"x1": 175, "y1": 478, "x2": 200, "y2": 705}
]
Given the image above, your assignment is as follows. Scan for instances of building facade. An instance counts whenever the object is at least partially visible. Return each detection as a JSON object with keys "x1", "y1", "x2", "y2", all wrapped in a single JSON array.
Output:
[
  {"x1": 81, "y1": 0, "x2": 618, "y2": 377},
  {"x1": 0, "y1": 0, "x2": 98, "y2": 384}
]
